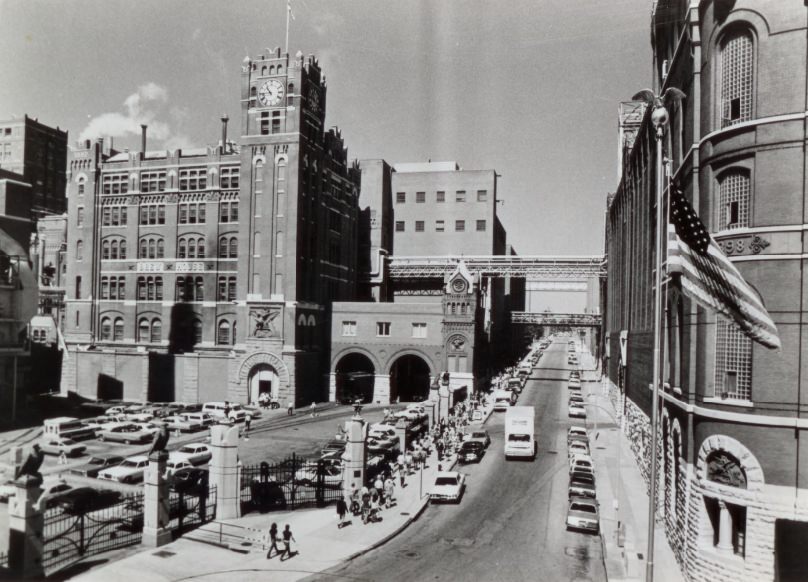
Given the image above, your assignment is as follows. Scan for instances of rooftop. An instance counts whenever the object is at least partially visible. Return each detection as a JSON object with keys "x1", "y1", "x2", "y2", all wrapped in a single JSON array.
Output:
[{"x1": 394, "y1": 161, "x2": 461, "y2": 173}]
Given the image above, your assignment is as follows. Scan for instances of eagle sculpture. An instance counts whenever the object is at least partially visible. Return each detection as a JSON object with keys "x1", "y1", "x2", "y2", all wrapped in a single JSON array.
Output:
[
  {"x1": 149, "y1": 424, "x2": 170, "y2": 455},
  {"x1": 15, "y1": 444, "x2": 45, "y2": 481}
]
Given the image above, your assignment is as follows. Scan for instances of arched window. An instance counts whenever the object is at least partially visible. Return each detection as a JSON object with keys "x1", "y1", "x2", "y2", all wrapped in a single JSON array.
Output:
[
  {"x1": 193, "y1": 318, "x2": 203, "y2": 344},
  {"x1": 155, "y1": 277, "x2": 163, "y2": 301},
  {"x1": 197, "y1": 238, "x2": 205, "y2": 258},
  {"x1": 232, "y1": 321, "x2": 237, "y2": 345},
  {"x1": 157, "y1": 239, "x2": 165, "y2": 259},
  {"x1": 217, "y1": 320, "x2": 231, "y2": 345},
  {"x1": 120, "y1": 240, "x2": 127, "y2": 259},
  {"x1": 100, "y1": 317, "x2": 111, "y2": 340},
  {"x1": 720, "y1": 30, "x2": 754, "y2": 128},
  {"x1": 229, "y1": 237, "x2": 238, "y2": 258},
  {"x1": 178, "y1": 239, "x2": 187, "y2": 259},
  {"x1": 147, "y1": 277, "x2": 155, "y2": 300},
  {"x1": 195, "y1": 276, "x2": 204, "y2": 301},
  {"x1": 113, "y1": 317, "x2": 124, "y2": 341},
  {"x1": 716, "y1": 170, "x2": 750, "y2": 231},
  {"x1": 110, "y1": 277, "x2": 118, "y2": 299},
  {"x1": 148, "y1": 239, "x2": 156, "y2": 259},
  {"x1": 176, "y1": 276, "x2": 185, "y2": 301},
  {"x1": 102, "y1": 241, "x2": 110, "y2": 260},
  {"x1": 76, "y1": 240, "x2": 83, "y2": 261},
  {"x1": 101, "y1": 277, "x2": 109, "y2": 299},
  {"x1": 219, "y1": 237, "x2": 228, "y2": 258},
  {"x1": 228, "y1": 276, "x2": 237, "y2": 301},
  {"x1": 151, "y1": 319, "x2": 162, "y2": 343},
  {"x1": 188, "y1": 238, "x2": 196, "y2": 259},
  {"x1": 269, "y1": 65, "x2": 275, "y2": 75},
  {"x1": 138, "y1": 318, "x2": 150, "y2": 342},
  {"x1": 218, "y1": 276, "x2": 227, "y2": 301},
  {"x1": 139, "y1": 239, "x2": 147, "y2": 258},
  {"x1": 77, "y1": 177, "x2": 86, "y2": 196},
  {"x1": 261, "y1": 65, "x2": 267, "y2": 75},
  {"x1": 110, "y1": 240, "x2": 118, "y2": 260},
  {"x1": 250, "y1": 86, "x2": 257, "y2": 101}
]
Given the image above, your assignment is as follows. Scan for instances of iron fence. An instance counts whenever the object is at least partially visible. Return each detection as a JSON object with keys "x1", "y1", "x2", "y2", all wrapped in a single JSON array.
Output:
[
  {"x1": 169, "y1": 486, "x2": 217, "y2": 537},
  {"x1": 240, "y1": 454, "x2": 343, "y2": 514}
]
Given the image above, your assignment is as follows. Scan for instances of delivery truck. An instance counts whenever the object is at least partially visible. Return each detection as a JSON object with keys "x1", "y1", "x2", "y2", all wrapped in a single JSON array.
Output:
[{"x1": 504, "y1": 406, "x2": 536, "y2": 460}]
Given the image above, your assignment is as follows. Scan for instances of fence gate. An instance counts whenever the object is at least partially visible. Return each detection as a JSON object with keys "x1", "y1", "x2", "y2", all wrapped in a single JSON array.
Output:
[
  {"x1": 41, "y1": 491, "x2": 145, "y2": 577},
  {"x1": 169, "y1": 485, "x2": 217, "y2": 537},
  {"x1": 240, "y1": 454, "x2": 343, "y2": 514}
]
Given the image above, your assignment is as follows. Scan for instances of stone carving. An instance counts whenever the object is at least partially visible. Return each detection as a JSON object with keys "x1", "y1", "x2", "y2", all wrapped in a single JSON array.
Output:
[
  {"x1": 717, "y1": 234, "x2": 771, "y2": 256},
  {"x1": 251, "y1": 307, "x2": 280, "y2": 338},
  {"x1": 749, "y1": 235, "x2": 770, "y2": 254},
  {"x1": 706, "y1": 451, "x2": 747, "y2": 489},
  {"x1": 205, "y1": 191, "x2": 221, "y2": 202},
  {"x1": 448, "y1": 334, "x2": 466, "y2": 351},
  {"x1": 166, "y1": 193, "x2": 179, "y2": 203}
]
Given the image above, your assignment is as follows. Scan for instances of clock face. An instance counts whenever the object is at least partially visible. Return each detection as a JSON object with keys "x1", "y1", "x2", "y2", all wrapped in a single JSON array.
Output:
[
  {"x1": 452, "y1": 279, "x2": 467, "y2": 293},
  {"x1": 258, "y1": 80, "x2": 285, "y2": 107}
]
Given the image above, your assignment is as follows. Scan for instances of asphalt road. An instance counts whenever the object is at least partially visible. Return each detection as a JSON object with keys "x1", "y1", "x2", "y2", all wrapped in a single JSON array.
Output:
[{"x1": 305, "y1": 339, "x2": 606, "y2": 582}]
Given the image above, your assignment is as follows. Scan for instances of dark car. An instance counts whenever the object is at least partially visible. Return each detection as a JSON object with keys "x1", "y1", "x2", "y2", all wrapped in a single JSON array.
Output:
[
  {"x1": 568, "y1": 473, "x2": 596, "y2": 499},
  {"x1": 71, "y1": 454, "x2": 126, "y2": 478},
  {"x1": 458, "y1": 441, "x2": 486, "y2": 464},
  {"x1": 170, "y1": 467, "x2": 209, "y2": 495},
  {"x1": 57, "y1": 487, "x2": 123, "y2": 514},
  {"x1": 320, "y1": 439, "x2": 347, "y2": 457}
]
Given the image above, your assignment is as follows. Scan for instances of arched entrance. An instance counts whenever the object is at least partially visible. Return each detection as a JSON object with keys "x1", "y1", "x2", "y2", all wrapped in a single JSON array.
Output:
[
  {"x1": 248, "y1": 364, "x2": 279, "y2": 405},
  {"x1": 335, "y1": 353, "x2": 375, "y2": 404},
  {"x1": 389, "y1": 354, "x2": 431, "y2": 403}
]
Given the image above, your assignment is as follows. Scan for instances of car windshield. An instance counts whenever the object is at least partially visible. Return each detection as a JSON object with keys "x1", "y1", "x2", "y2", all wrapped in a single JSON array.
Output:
[
  {"x1": 570, "y1": 503, "x2": 596, "y2": 513},
  {"x1": 471, "y1": 432, "x2": 486, "y2": 439},
  {"x1": 178, "y1": 447, "x2": 194, "y2": 453},
  {"x1": 62, "y1": 438, "x2": 76, "y2": 445},
  {"x1": 508, "y1": 434, "x2": 531, "y2": 442},
  {"x1": 121, "y1": 460, "x2": 140, "y2": 468},
  {"x1": 435, "y1": 477, "x2": 458, "y2": 486},
  {"x1": 88, "y1": 458, "x2": 105, "y2": 465}
]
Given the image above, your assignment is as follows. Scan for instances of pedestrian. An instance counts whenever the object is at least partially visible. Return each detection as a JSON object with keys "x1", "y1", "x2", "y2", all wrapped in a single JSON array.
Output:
[
  {"x1": 266, "y1": 522, "x2": 280, "y2": 559},
  {"x1": 398, "y1": 463, "x2": 406, "y2": 487},
  {"x1": 244, "y1": 414, "x2": 252, "y2": 438},
  {"x1": 405, "y1": 451, "x2": 413, "y2": 474},
  {"x1": 280, "y1": 524, "x2": 296, "y2": 560},
  {"x1": 349, "y1": 483, "x2": 359, "y2": 514},
  {"x1": 58, "y1": 450, "x2": 67, "y2": 466},
  {"x1": 384, "y1": 476, "x2": 395, "y2": 508},
  {"x1": 336, "y1": 497, "x2": 348, "y2": 528},
  {"x1": 309, "y1": 401, "x2": 317, "y2": 418},
  {"x1": 224, "y1": 401, "x2": 231, "y2": 421},
  {"x1": 374, "y1": 476, "x2": 383, "y2": 492},
  {"x1": 287, "y1": 400, "x2": 294, "y2": 416}
]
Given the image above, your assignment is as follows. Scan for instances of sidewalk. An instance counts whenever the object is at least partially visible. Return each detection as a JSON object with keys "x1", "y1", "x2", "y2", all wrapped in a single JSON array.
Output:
[
  {"x1": 72, "y1": 407, "x2": 489, "y2": 582},
  {"x1": 583, "y1": 374, "x2": 683, "y2": 582}
]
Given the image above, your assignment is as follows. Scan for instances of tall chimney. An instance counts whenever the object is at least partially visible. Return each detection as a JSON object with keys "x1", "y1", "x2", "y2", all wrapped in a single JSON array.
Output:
[
  {"x1": 140, "y1": 124, "x2": 147, "y2": 154},
  {"x1": 220, "y1": 115, "x2": 229, "y2": 153}
]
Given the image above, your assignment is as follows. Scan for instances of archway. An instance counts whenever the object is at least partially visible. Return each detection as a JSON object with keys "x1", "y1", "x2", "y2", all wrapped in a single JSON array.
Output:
[
  {"x1": 248, "y1": 364, "x2": 279, "y2": 405},
  {"x1": 335, "y1": 353, "x2": 375, "y2": 404},
  {"x1": 389, "y1": 354, "x2": 431, "y2": 403}
]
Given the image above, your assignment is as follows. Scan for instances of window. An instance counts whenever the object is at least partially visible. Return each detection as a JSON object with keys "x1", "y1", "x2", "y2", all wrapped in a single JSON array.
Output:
[
  {"x1": 415, "y1": 220, "x2": 425, "y2": 232},
  {"x1": 217, "y1": 320, "x2": 231, "y2": 345},
  {"x1": 376, "y1": 322, "x2": 391, "y2": 337},
  {"x1": 120, "y1": 240, "x2": 127, "y2": 259},
  {"x1": 137, "y1": 277, "x2": 146, "y2": 300},
  {"x1": 150, "y1": 319, "x2": 162, "y2": 343},
  {"x1": 188, "y1": 239, "x2": 196, "y2": 259},
  {"x1": 720, "y1": 30, "x2": 754, "y2": 128},
  {"x1": 396, "y1": 192, "x2": 405, "y2": 204},
  {"x1": 455, "y1": 190, "x2": 466, "y2": 202},
  {"x1": 455, "y1": 220, "x2": 465, "y2": 232},
  {"x1": 102, "y1": 241, "x2": 110, "y2": 260},
  {"x1": 75, "y1": 275, "x2": 82, "y2": 299},
  {"x1": 395, "y1": 221, "x2": 405, "y2": 232},
  {"x1": 195, "y1": 276, "x2": 204, "y2": 301},
  {"x1": 229, "y1": 237, "x2": 238, "y2": 258},
  {"x1": 141, "y1": 171, "x2": 166, "y2": 193},
  {"x1": 76, "y1": 240, "x2": 83, "y2": 261},
  {"x1": 477, "y1": 189, "x2": 488, "y2": 202},
  {"x1": 139, "y1": 204, "x2": 165, "y2": 225},
  {"x1": 102, "y1": 173, "x2": 128, "y2": 194},
  {"x1": 77, "y1": 207, "x2": 84, "y2": 227},
  {"x1": 220, "y1": 201, "x2": 238, "y2": 223},
  {"x1": 101, "y1": 278, "x2": 109, "y2": 299},
  {"x1": 436, "y1": 220, "x2": 445, "y2": 232},
  {"x1": 100, "y1": 317, "x2": 111, "y2": 340},
  {"x1": 197, "y1": 238, "x2": 205, "y2": 258},
  {"x1": 716, "y1": 171, "x2": 750, "y2": 231},
  {"x1": 715, "y1": 319, "x2": 752, "y2": 400},
  {"x1": 77, "y1": 178, "x2": 85, "y2": 196},
  {"x1": 412, "y1": 323, "x2": 427, "y2": 338},
  {"x1": 272, "y1": 111, "x2": 281, "y2": 133},
  {"x1": 227, "y1": 276, "x2": 237, "y2": 301},
  {"x1": 704, "y1": 497, "x2": 746, "y2": 557},
  {"x1": 179, "y1": 168, "x2": 207, "y2": 191},
  {"x1": 138, "y1": 318, "x2": 150, "y2": 342},
  {"x1": 436, "y1": 191, "x2": 445, "y2": 203},
  {"x1": 178, "y1": 239, "x2": 187, "y2": 259},
  {"x1": 113, "y1": 318, "x2": 124, "y2": 341},
  {"x1": 179, "y1": 202, "x2": 206, "y2": 224},
  {"x1": 218, "y1": 277, "x2": 227, "y2": 301},
  {"x1": 260, "y1": 112, "x2": 269, "y2": 135},
  {"x1": 102, "y1": 207, "x2": 111, "y2": 226},
  {"x1": 221, "y1": 167, "x2": 239, "y2": 189},
  {"x1": 157, "y1": 239, "x2": 164, "y2": 259},
  {"x1": 476, "y1": 219, "x2": 487, "y2": 232},
  {"x1": 193, "y1": 319, "x2": 203, "y2": 344},
  {"x1": 416, "y1": 191, "x2": 425, "y2": 203},
  {"x1": 342, "y1": 321, "x2": 357, "y2": 336}
]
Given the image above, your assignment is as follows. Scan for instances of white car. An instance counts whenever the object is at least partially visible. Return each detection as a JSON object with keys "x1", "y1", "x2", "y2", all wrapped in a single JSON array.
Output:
[
  {"x1": 405, "y1": 404, "x2": 428, "y2": 418},
  {"x1": 160, "y1": 415, "x2": 203, "y2": 433},
  {"x1": 40, "y1": 436, "x2": 86, "y2": 457},
  {"x1": 164, "y1": 459, "x2": 194, "y2": 478},
  {"x1": 170, "y1": 444, "x2": 212, "y2": 466},
  {"x1": 97, "y1": 423, "x2": 153, "y2": 445},
  {"x1": 568, "y1": 378, "x2": 582, "y2": 389},
  {"x1": 567, "y1": 496, "x2": 599, "y2": 533},
  {"x1": 98, "y1": 455, "x2": 150, "y2": 484},
  {"x1": 568, "y1": 426, "x2": 587, "y2": 440},
  {"x1": 293, "y1": 463, "x2": 343, "y2": 487},
  {"x1": 568, "y1": 441, "x2": 590, "y2": 457},
  {"x1": 570, "y1": 456, "x2": 595, "y2": 476},
  {"x1": 429, "y1": 471, "x2": 466, "y2": 503},
  {"x1": 568, "y1": 403, "x2": 587, "y2": 418}
]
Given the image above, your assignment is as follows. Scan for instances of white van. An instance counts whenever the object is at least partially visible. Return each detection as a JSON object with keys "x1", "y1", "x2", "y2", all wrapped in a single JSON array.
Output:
[
  {"x1": 43, "y1": 417, "x2": 95, "y2": 441},
  {"x1": 202, "y1": 402, "x2": 247, "y2": 423},
  {"x1": 493, "y1": 389, "x2": 512, "y2": 412}
]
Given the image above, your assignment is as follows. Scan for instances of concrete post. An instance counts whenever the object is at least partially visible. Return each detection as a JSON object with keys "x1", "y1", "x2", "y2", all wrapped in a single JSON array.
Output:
[
  {"x1": 394, "y1": 418, "x2": 409, "y2": 453},
  {"x1": 425, "y1": 398, "x2": 436, "y2": 429},
  {"x1": 8, "y1": 476, "x2": 43, "y2": 579},
  {"x1": 209, "y1": 425, "x2": 241, "y2": 520},
  {"x1": 328, "y1": 373, "x2": 337, "y2": 402},
  {"x1": 717, "y1": 500, "x2": 733, "y2": 550},
  {"x1": 142, "y1": 450, "x2": 171, "y2": 547},
  {"x1": 342, "y1": 409, "x2": 367, "y2": 499},
  {"x1": 438, "y1": 385, "x2": 450, "y2": 423},
  {"x1": 373, "y1": 374, "x2": 391, "y2": 405}
]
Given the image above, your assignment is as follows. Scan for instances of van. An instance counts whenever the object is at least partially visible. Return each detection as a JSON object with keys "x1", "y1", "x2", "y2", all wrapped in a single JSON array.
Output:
[
  {"x1": 43, "y1": 417, "x2": 96, "y2": 441},
  {"x1": 202, "y1": 402, "x2": 247, "y2": 423},
  {"x1": 493, "y1": 389, "x2": 512, "y2": 412}
]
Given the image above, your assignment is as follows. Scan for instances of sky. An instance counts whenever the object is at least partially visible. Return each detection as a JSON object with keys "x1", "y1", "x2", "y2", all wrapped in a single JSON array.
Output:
[{"x1": 0, "y1": 0, "x2": 652, "y2": 256}]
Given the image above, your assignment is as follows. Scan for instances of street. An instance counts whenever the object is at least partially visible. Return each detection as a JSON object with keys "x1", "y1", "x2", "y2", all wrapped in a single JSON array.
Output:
[{"x1": 306, "y1": 340, "x2": 605, "y2": 582}]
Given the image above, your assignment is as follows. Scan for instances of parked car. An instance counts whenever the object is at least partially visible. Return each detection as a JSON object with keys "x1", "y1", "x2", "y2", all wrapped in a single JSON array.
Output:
[
  {"x1": 54, "y1": 487, "x2": 123, "y2": 514},
  {"x1": 465, "y1": 430, "x2": 491, "y2": 448},
  {"x1": 243, "y1": 405, "x2": 262, "y2": 419},
  {"x1": 39, "y1": 480, "x2": 74, "y2": 508},
  {"x1": 568, "y1": 377, "x2": 582, "y2": 389},
  {"x1": 71, "y1": 454, "x2": 126, "y2": 478},
  {"x1": 568, "y1": 426, "x2": 587, "y2": 440},
  {"x1": 368, "y1": 425, "x2": 399, "y2": 448},
  {"x1": 160, "y1": 415, "x2": 204, "y2": 433},
  {"x1": 97, "y1": 423, "x2": 154, "y2": 445},
  {"x1": 429, "y1": 471, "x2": 466, "y2": 503},
  {"x1": 134, "y1": 422, "x2": 162, "y2": 438},
  {"x1": 164, "y1": 459, "x2": 194, "y2": 478},
  {"x1": 568, "y1": 395, "x2": 584, "y2": 405},
  {"x1": 457, "y1": 441, "x2": 486, "y2": 464},
  {"x1": 320, "y1": 439, "x2": 347, "y2": 457},
  {"x1": 170, "y1": 444, "x2": 212, "y2": 466},
  {"x1": 568, "y1": 441, "x2": 590, "y2": 458},
  {"x1": 569, "y1": 456, "x2": 595, "y2": 476},
  {"x1": 568, "y1": 403, "x2": 586, "y2": 418},
  {"x1": 182, "y1": 412, "x2": 217, "y2": 427},
  {"x1": 367, "y1": 437, "x2": 398, "y2": 458},
  {"x1": 97, "y1": 455, "x2": 150, "y2": 484},
  {"x1": 202, "y1": 402, "x2": 247, "y2": 423},
  {"x1": 40, "y1": 436, "x2": 86, "y2": 457},
  {"x1": 566, "y1": 496, "x2": 599, "y2": 533},
  {"x1": 124, "y1": 411, "x2": 154, "y2": 423},
  {"x1": 568, "y1": 473, "x2": 596, "y2": 499},
  {"x1": 170, "y1": 467, "x2": 209, "y2": 495},
  {"x1": 293, "y1": 463, "x2": 343, "y2": 487}
]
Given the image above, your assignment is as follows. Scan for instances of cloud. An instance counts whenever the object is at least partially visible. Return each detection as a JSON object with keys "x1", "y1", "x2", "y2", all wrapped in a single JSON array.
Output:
[{"x1": 80, "y1": 83, "x2": 173, "y2": 144}]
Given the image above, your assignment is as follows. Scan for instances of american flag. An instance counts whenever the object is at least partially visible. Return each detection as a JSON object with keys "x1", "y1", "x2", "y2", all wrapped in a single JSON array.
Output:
[{"x1": 667, "y1": 188, "x2": 781, "y2": 350}]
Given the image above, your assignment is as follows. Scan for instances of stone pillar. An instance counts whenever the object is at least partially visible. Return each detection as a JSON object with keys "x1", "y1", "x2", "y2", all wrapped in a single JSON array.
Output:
[
  {"x1": 717, "y1": 500, "x2": 733, "y2": 550},
  {"x1": 395, "y1": 418, "x2": 409, "y2": 453},
  {"x1": 328, "y1": 373, "x2": 337, "y2": 402},
  {"x1": 425, "y1": 399, "x2": 437, "y2": 429},
  {"x1": 8, "y1": 476, "x2": 44, "y2": 579},
  {"x1": 438, "y1": 385, "x2": 450, "y2": 423},
  {"x1": 373, "y1": 374, "x2": 391, "y2": 405},
  {"x1": 342, "y1": 409, "x2": 367, "y2": 499},
  {"x1": 209, "y1": 425, "x2": 241, "y2": 520},
  {"x1": 142, "y1": 451, "x2": 171, "y2": 547}
]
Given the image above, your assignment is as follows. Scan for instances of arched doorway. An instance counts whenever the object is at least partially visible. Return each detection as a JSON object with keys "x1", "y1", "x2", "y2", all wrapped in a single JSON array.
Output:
[
  {"x1": 248, "y1": 364, "x2": 279, "y2": 405},
  {"x1": 335, "y1": 353, "x2": 375, "y2": 404},
  {"x1": 389, "y1": 354, "x2": 431, "y2": 403}
]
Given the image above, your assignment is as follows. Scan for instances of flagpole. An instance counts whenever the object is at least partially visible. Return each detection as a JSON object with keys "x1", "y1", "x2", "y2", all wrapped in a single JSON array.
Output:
[
  {"x1": 646, "y1": 102, "x2": 669, "y2": 582},
  {"x1": 285, "y1": 0, "x2": 291, "y2": 55}
]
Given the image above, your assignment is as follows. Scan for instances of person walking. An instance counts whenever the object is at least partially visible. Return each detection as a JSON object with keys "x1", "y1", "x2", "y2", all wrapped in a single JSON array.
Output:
[
  {"x1": 280, "y1": 524, "x2": 296, "y2": 560},
  {"x1": 336, "y1": 497, "x2": 348, "y2": 528},
  {"x1": 243, "y1": 414, "x2": 252, "y2": 439},
  {"x1": 287, "y1": 400, "x2": 294, "y2": 416},
  {"x1": 309, "y1": 401, "x2": 317, "y2": 418},
  {"x1": 384, "y1": 476, "x2": 395, "y2": 508},
  {"x1": 266, "y1": 522, "x2": 280, "y2": 559},
  {"x1": 398, "y1": 462, "x2": 406, "y2": 487}
]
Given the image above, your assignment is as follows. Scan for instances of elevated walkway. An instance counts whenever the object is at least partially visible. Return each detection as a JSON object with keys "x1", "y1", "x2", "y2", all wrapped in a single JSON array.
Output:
[{"x1": 388, "y1": 255, "x2": 606, "y2": 279}]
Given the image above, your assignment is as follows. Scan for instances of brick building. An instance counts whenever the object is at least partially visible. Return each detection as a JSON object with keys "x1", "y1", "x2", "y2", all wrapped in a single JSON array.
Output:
[
  {"x1": 603, "y1": 2, "x2": 808, "y2": 581},
  {"x1": 60, "y1": 48, "x2": 360, "y2": 407}
]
